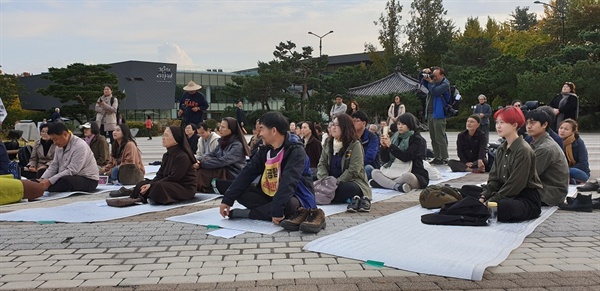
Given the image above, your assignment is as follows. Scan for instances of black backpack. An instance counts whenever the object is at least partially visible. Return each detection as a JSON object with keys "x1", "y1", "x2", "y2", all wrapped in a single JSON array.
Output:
[
  {"x1": 421, "y1": 196, "x2": 490, "y2": 226},
  {"x1": 448, "y1": 85, "x2": 460, "y2": 110},
  {"x1": 17, "y1": 145, "x2": 33, "y2": 168}
]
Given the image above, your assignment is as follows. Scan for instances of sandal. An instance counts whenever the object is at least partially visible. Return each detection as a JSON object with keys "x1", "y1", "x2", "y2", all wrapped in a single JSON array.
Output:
[{"x1": 106, "y1": 197, "x2": 142, "y2": 207}]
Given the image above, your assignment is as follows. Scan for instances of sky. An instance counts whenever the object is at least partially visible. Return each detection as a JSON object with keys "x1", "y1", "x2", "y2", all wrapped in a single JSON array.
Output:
[{"x1": 0, "y1": 0, "x2": 549, "y2": 75}]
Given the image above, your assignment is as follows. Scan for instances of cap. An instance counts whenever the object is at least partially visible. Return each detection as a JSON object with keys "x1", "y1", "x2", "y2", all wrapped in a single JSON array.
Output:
[{"x1": 80, "y1": 122, "x2": 92, "y2": 129}]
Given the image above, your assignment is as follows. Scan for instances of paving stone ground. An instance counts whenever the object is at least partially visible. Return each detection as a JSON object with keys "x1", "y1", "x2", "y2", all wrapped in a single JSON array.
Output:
[{"x1": 1, "y1": 132, "x2": 599, "y2": 290}]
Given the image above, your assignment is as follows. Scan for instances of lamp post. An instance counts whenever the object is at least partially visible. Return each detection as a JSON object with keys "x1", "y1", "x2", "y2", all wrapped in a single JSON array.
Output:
[
  {"x1": 534, "y1": 0, "x2": 565, "y2": 46},
  {"x1": 308, "y1": 30, "x2": 334, "y2": 57}
]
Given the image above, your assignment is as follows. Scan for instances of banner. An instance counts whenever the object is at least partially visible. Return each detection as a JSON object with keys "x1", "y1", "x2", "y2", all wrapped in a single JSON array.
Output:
[{"x1": 0, "y1": 98, "x2": 7, "y2": 123}]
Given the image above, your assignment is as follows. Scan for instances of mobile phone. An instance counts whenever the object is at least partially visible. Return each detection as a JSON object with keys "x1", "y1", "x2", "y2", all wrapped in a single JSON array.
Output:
[{"x1": 383, "y1": 126, "x2": 390, "y2": 137}]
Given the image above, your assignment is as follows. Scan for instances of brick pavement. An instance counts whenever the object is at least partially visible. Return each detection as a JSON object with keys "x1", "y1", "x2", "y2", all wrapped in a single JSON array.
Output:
[{"x1": 0, "y1": 132, "x2": 599, "y2": 290}]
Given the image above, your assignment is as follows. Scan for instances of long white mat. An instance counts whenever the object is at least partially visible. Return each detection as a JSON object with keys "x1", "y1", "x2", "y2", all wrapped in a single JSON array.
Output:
[
  {"x1": 166, "y1": 188, "x2": 402, "y2": 235},
  {"x1": 303, "y1": 205, "x2": 557, "y2": 280},
  {"x1": 428, "y1": 171, "x2": 470, "y2": 185},
  {"x1": 0, "y1": 193, "x2": 221, "y2": 223}
]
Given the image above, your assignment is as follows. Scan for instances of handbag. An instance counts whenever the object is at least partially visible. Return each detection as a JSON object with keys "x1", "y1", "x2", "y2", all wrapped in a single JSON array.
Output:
[
  {"x1": 380, "y1": 160, "x2": 412, "y2": 180},
  {"x1": 313, "y1": 176, "x2": 338, "y2": 205}
]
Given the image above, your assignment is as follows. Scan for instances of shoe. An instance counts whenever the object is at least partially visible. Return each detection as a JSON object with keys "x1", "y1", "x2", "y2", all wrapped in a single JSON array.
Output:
[
  {"x1": 346, "y1": 196, "x2": 361, "y2": 213},
  {"x1": 280, "y1": 207, "x2": 309, "y2": 231},
  {"x1": 109, "y1": 186, "x2": 133, "y2": 197},
  {"x1": 577, "y1": 181, "x2": 599, "y2": 192},
  {"x1": 431, "y1": 158, "x2": 444, "y2": 165},
  {"x1": 358, "y1": 196, "x2": 371, "y2": 212},
  {"x1": 394, "y1": 183, "x2": 411, "y2": 193},
  {"x1": 149, "y1": 161, "x2": 161, "y2": 166},
  {"x1": 559, "y1": 194, "x2": 593, "y2": 212},
  {"x1": 228, "y1": 208, "x2": 251, "y2": 219},
  {"x1": 299, "y1": 208, "x2": 326, "y2": 233},
  {"x1": 211, "y1": 178, "x2": 220, "y2": 194},
  {"x1": 447, "y1": 160, "x2": 467, "y2": 172},
  {"x1": 368, "y1": 179, "x2": 382, "y2": 188},
  {"x1": 106, "y1": 197, "x2": 141, "y2": 207},
  {"x1": 592, "y1": 197, "x2": 600, "y2": 210}
]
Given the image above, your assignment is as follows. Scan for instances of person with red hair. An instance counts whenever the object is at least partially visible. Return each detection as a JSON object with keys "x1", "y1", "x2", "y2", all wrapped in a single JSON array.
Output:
[{"x1": 465, "y1": 106, "x2": 543, "y2": 222}]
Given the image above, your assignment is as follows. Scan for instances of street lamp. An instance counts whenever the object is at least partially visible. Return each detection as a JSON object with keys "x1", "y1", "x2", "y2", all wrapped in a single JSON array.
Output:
[
  {"x1": 534, "y1": 0, "x2": 565, "y2": 46},
  {"x1": 308, "y1": 30, "x2": 334, "y2": 57}
]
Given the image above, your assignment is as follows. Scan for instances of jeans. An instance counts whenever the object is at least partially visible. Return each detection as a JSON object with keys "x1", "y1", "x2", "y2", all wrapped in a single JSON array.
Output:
[
  {"x1": 569, "y1": 167, "x2": 589, "y2": 183},
  {"x1": 110, "y1": 167, "x2": 119, "y2": 182},
  {"x1": 365, "y1": 165, "x2": 374, "y2": 180}
]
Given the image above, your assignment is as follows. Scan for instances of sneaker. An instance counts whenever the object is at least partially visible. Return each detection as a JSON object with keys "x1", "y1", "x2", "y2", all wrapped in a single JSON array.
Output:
[
  {"x1": 431, "y1": 158, "x2": 444, "y2": 165},
  {"x1": 346, "y1": 196, "x2": 361, "y2": 212},
  {"x1": 299, "y1": 208, "x2": 326, "y2": 233},
  {"x1": 368, "y1": 179, "x2": 382, "y2": 188},
  {"x1": 401, "y1": 183, "x2": 412, "y2": 193},
  {"x1": 577, "y1": 181, "x2": 599, "y2": 192},
  {"x1": 211, "y1": 178, "x2": 220, "y2": 194},
  {"x1": 280, "y1": 207, "x2": 309, "y2": 231},
  {"x1": 109, "y1": 186, "x2": 133, "y2": 197},
  {"x1": 358, "y1": 196, "x2": 371, "y2": 212}
]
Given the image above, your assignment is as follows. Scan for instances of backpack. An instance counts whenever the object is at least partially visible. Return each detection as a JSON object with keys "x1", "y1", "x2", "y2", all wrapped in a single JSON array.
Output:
[
  {"x1": 419, "y1": 184, "x2": 463, "y2": 209},
  {"x1": 8, "y1": 161, "x2": 20, "y2": 179},
  {"x1": 421, "y1": 196, "x2": 490, "y2": 226},
  {"x1": 448, "y1": 85, "x2": 461, "y2": 110},
  {"x1": 17, "y1": 145, "x2": 33, "y2": 168}
]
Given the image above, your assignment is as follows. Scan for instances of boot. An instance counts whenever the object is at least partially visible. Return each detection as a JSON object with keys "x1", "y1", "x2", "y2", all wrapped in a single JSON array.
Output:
[
  {"x1": 299, "y1": 208, "x2": 326, "y2": 233},
  {"x1": 559, "y1": 194, "x2": 593, "y2": 212},
  {"x1": 280, "y1": 207, "x2": 309, "y2": 231}
]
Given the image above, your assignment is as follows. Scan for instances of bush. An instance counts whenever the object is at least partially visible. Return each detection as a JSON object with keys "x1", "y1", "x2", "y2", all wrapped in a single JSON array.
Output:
[
  {"x1": 204, "y1": 118, "x2": 219, "y2": 131},
  {"x1": 577, "y1": 113, "x2": 600, "y2": 132}
]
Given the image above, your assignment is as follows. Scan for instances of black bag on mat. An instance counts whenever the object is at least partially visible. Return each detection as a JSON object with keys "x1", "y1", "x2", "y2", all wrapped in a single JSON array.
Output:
[{"x1": 421, "y1": 196, "x2": 490, "y2": 226}]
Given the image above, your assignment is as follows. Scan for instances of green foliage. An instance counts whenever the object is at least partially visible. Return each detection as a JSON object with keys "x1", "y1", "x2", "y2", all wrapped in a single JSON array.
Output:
[
  {"x1": 577, "y1": 112, "x2": 600, "y2": 131},
  {"x1": 510, "y1": 6, "x2": 538, "y2": 31},
  {"x1": 204, "y1": 119, "x2": 219, "y2": 131},
  {"x1": 352, "y1": 93, "x2": 424, "y2": 123},
  {"x1": 37, "y1": 63, "x2": 125, "y2": 124}
]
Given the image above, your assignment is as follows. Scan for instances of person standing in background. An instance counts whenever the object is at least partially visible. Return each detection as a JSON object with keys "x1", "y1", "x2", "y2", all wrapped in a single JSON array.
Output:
[
  {"x1": 235, "y1": 100, "x2": 247, "y2": 134},
  {"x1": 178, "y1": 81, "x2": 209, "y2": 127},
  {"x1": 145, "y1": 116, "x2": 153, "y2": 140},
  {"x1": 95, "y1": 85, "x2": 118, "y2": 143},
  {"x1": 472, "y1": 94, "x2": 492, "y2": 143}
]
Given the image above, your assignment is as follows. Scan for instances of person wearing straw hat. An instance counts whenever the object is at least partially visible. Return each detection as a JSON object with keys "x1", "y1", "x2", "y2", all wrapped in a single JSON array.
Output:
[{"x1": 178, "y1": 81, "x2": 209, "y2": 127}]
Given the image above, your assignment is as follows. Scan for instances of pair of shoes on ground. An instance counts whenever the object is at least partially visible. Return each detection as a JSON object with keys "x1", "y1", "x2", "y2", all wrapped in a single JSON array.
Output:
[
  {"x1": 109, "y1": 186, "x2": 133, "y2": 197},
  {"x1": 559, "y1": 194, "x2": 600, "y2": 212},
  {"x1": 577, "y1": 180, "x2": 600, "y2": 192},
  {"x1": 431, "y1": 158, "x2": 448, "y2": 165},
  {"x1": 347, "y1": 195, "x2": 371, "y2": 212},
  {"x1": 280, "y1": 208, "x2": 326, "y2": 233}
]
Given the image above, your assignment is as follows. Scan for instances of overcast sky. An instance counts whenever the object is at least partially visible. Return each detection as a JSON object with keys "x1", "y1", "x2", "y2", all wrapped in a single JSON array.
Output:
[{"x1": 0, "y1": 0, "x2": 548, "y2": 75}]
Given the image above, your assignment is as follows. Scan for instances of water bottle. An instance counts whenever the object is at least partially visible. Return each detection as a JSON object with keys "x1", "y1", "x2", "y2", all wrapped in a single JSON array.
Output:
[{"x1": 487, "y1": 201, "x2": 498, "y2": 225}]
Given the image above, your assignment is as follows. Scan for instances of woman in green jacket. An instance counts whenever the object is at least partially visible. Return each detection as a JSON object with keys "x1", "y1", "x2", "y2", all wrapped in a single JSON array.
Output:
[{"x1": 317, "y1": 113, "x2": 372, "y2": 212}]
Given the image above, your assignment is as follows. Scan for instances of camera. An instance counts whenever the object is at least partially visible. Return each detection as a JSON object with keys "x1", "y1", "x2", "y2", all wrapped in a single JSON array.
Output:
[
  {"x1": 445, "y1": 105, "x2": 458, "y2": 117},
  {"x1": 420, "y1": 68, "x2": 434, "y2": 80}
]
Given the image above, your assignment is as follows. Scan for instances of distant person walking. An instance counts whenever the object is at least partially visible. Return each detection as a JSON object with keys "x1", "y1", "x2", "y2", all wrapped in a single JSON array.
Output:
[
  {"x1": 51, "y1": 108, "x2": 62, "y2": 123},
  {"x1": 235, "y1": 100, "x2": 247, "y2": 134},
  {"x1": 95, "y1": 85, "x2": 118, "y2": 143},
  {"x1": 145, "y1": 116, "x2": 153, "y2": 140},
  {"x1": 178, "y1": 81, "x2": 209, "y2": 127}
]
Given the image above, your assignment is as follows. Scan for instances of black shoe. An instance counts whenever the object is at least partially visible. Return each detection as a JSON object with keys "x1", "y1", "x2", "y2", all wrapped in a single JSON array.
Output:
[
  {"x1": 447, "y1": 160, "x2": 467, "y2": 172},
  {"x1": 577, "y1": 181, "x2": 599, "y2": 192},
  {"x1": 358, "y1": 196, "x2": 371, "y2": 212},
  {"x1": 109, "y1": 187, "x2": 133, "y2": 197},
  {"x1": 228, "y1": 208, "x2": 250, "y2": 219},
  {"x1": 368, "y1": 179, "x2": 382, "y2": 188},
  {"x1": 149, "y1": 161, "x2": 161, "y2": 166},
  {"x1": 431, "y1": 158, "x2": 444, "y2": 165},
  {"x1": 346, "y1": 196, "x2": 361, "y2": 213},
  {"x1": 592, "y1": 197, "x2": 600, "y2": 210},
  {"x1": 559, "y1": 194, "x2": 593, "y2": 212}
]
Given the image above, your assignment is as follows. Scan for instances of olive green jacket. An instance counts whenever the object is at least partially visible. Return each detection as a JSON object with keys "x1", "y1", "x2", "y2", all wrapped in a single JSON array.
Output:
[{"x1": 317, "y1": 139, "x2": 372, "y2": 198}]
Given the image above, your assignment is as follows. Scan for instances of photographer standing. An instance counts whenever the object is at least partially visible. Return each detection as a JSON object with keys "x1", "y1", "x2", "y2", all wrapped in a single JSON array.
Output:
[{"x1": 421, "y1": 67, "x2": 451, "y2": 164}]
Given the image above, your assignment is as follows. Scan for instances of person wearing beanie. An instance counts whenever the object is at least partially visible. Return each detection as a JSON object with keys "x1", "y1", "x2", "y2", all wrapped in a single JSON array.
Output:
[{"x1": 448, "y1": 115, "x2": 487, "y2": 172}]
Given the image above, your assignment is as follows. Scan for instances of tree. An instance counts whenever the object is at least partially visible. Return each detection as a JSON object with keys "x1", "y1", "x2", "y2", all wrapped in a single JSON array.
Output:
[
  {"x1": 365, "y1": 0, "x2": 406, "y2": 76},
  {"x1": 0, "y1": 73, "x2": 22, "y2": 126},
  {"x1": 404, "y1": 0, "x2": 455, "y2": 67},
  {"x1": 510, "y1": 6, "x2": 538, "y2": 31},
  {"x1": 37, "y1": 63, "x2": 125, "y2": 123},
  {"x1": 273, "y1": 41, "x2": 327, "y2": 119}
]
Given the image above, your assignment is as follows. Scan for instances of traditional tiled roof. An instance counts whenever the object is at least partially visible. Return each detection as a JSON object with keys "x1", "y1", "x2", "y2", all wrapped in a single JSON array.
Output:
[{"x1": 347, "y1": 72, "x2": 428, "y2": 96}]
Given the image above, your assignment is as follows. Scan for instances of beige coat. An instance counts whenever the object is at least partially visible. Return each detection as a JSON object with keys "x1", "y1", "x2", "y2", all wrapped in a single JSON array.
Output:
[
  {"x1": 27, "y1": 139, "x2": 56, "y2": 168},
  {"x1": 387, "y1": 103, "x2": 406, "y2": 124},
  {"x1": 102, "y1": 141, "x2": 145, "y2": 175},
  {"x1": 95, "y1": 95, "x2": 118, "y2": 132}
]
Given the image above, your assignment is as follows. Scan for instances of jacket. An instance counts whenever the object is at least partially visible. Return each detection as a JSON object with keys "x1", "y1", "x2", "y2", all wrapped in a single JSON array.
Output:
[
  {"x1": 95, "y1": 96, "x2": 118, "y2": 132},
  {"x1": 422, "y1": 77, "x2": 451, "y2": 119},
  {"x1": 318, "y1": 139, "x2": 372, "y2": 198},
  {"x1": 197, "y1": 132, "x2": 220, "y2": 157},
  {"x1": 102, "y1": 141, "x2": 145, "y2": 175},
  {"x1": 360, "y1": 129, "x2": 380, "y2": 168},
  {"x1": 151, "y1": 146, "x2": 197, "y2": 192},
  {"x1": 387, "y1": 103, "x2": 406, "y2": 123},
  {"x1": 456, "y1": 129, "x2": 487, "y2": 163},
  {"x1": 530, "y1": 132, "x2": 569, "y2": 206},
  {"x1": 549, "y1": 93, "x2": 578, "y2": 121},
  {"x1": 200, "y1": 137, "x2": 247, "y2": 177},
  {"x1": 179, "y1": 92, "x2": 209, "y2": 125},
  {"x1": 568, "y1": 137, "x2": 590, "y2": 176},
  {"x1": 472, "y1": 103, "x2": 492, "y2": 125},
  {"x1": 222, "y1": 133, "x2": 316, "y2": 218},
  {"x1": 27, "y1": 139, "x2": 56, "y2": 168},
  {"x1": 380, "y1": 132, "x2": 429, "y2": 188},
  {"x1": 89, "y1": 134, "x2": 109, "y2": 166},
  {"x1": 304, "y1": 135, "x2": 322, "y2": 169}
]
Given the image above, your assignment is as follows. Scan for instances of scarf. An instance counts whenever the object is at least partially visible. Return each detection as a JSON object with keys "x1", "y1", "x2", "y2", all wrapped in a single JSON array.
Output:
[
  {"x1": 385, "y1": 130, "x2": 414, "y2": 167},
  {"x1": 563, "y1": 134, "x2": 576, "y2": 167},
  {"x1": 333, "y1": 139, "x2": 343, "y2": 155},
  {"x1": 84, "y1": 135, "x2": 95, "y2": 146}
]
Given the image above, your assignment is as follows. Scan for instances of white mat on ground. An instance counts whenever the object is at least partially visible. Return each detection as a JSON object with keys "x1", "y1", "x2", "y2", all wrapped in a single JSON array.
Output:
[
  {"x1": 429, "y1": 171, "x2": 470, "y2": 186},
  {"x1": 0, "y1": 193, "x2": 222, "y2": 223},
  {"x1": 567, "y1": 185, "x2": 578, "y2": 198},
  {"x1": 166, "y1": 188, "x2": 402, "y2": 235},
  {"x1": 0, "y1": 185, "x2": 124, "y2": 208},
  {"x1": 303, "y1": 205, "x2": 557, "y2": 281}
]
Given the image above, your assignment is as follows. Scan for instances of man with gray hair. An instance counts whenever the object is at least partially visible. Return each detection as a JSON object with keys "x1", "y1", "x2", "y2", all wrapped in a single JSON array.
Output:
[{"x1": 472, "y1": 94, "x2": 492, "y2": 142}]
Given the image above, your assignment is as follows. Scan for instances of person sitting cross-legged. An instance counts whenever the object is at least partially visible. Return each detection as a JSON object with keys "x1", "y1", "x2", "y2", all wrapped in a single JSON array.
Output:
[
  {"x1": 370, "y1": 113, "x2": 429, "y2": 193},
  {"x1": 448, "y1": 115, "x2": 487, "y2": 173},
  {"x1": 217, "y1": 112, "x2": 324, "y2": 233},
  {"x1": 106, "y1": 127, "x2": 198, "y2": 207}
]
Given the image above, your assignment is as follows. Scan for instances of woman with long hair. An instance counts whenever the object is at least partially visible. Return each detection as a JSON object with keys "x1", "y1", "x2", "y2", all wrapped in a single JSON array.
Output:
[
  {"x1": 557, "y1": 119, "x2": 590, "y2": 184},
  {"x1": 301, "y1": 121, "x2": 323, "y2": 178},
  {"x1": 82, "y1": 121, "x2": 109, "y2": 168},
  {"x1": 346, "y1": 100, "x2": 359, "y2": 115},
  {"x1": 317, "y1": 113, "x2": 372, "y2": 212},
  {"x1": 94, "y1": 84, "x2": 118, "y2": 142},
  {"x1": 23, "y1": 123, "x2": 56, "y2": 179},
  {"x1": 549, "y1": 82, "x2": 579, "y2": 131},
  {"x1": 387, "y1": 95, "x2": 406, "y2": 125},
  {"x1": 102, "y1": 124, "x2": 145, "y2": 187},
  {"x1": 107, "y1": 126, "x2": 198, "y2": 207},
  {"x1": 370, "y1": 113, "x2": 429, "y2": 193},
  {"x1": 195, "y1": 117, "x2": 250, "y2": 193}
]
